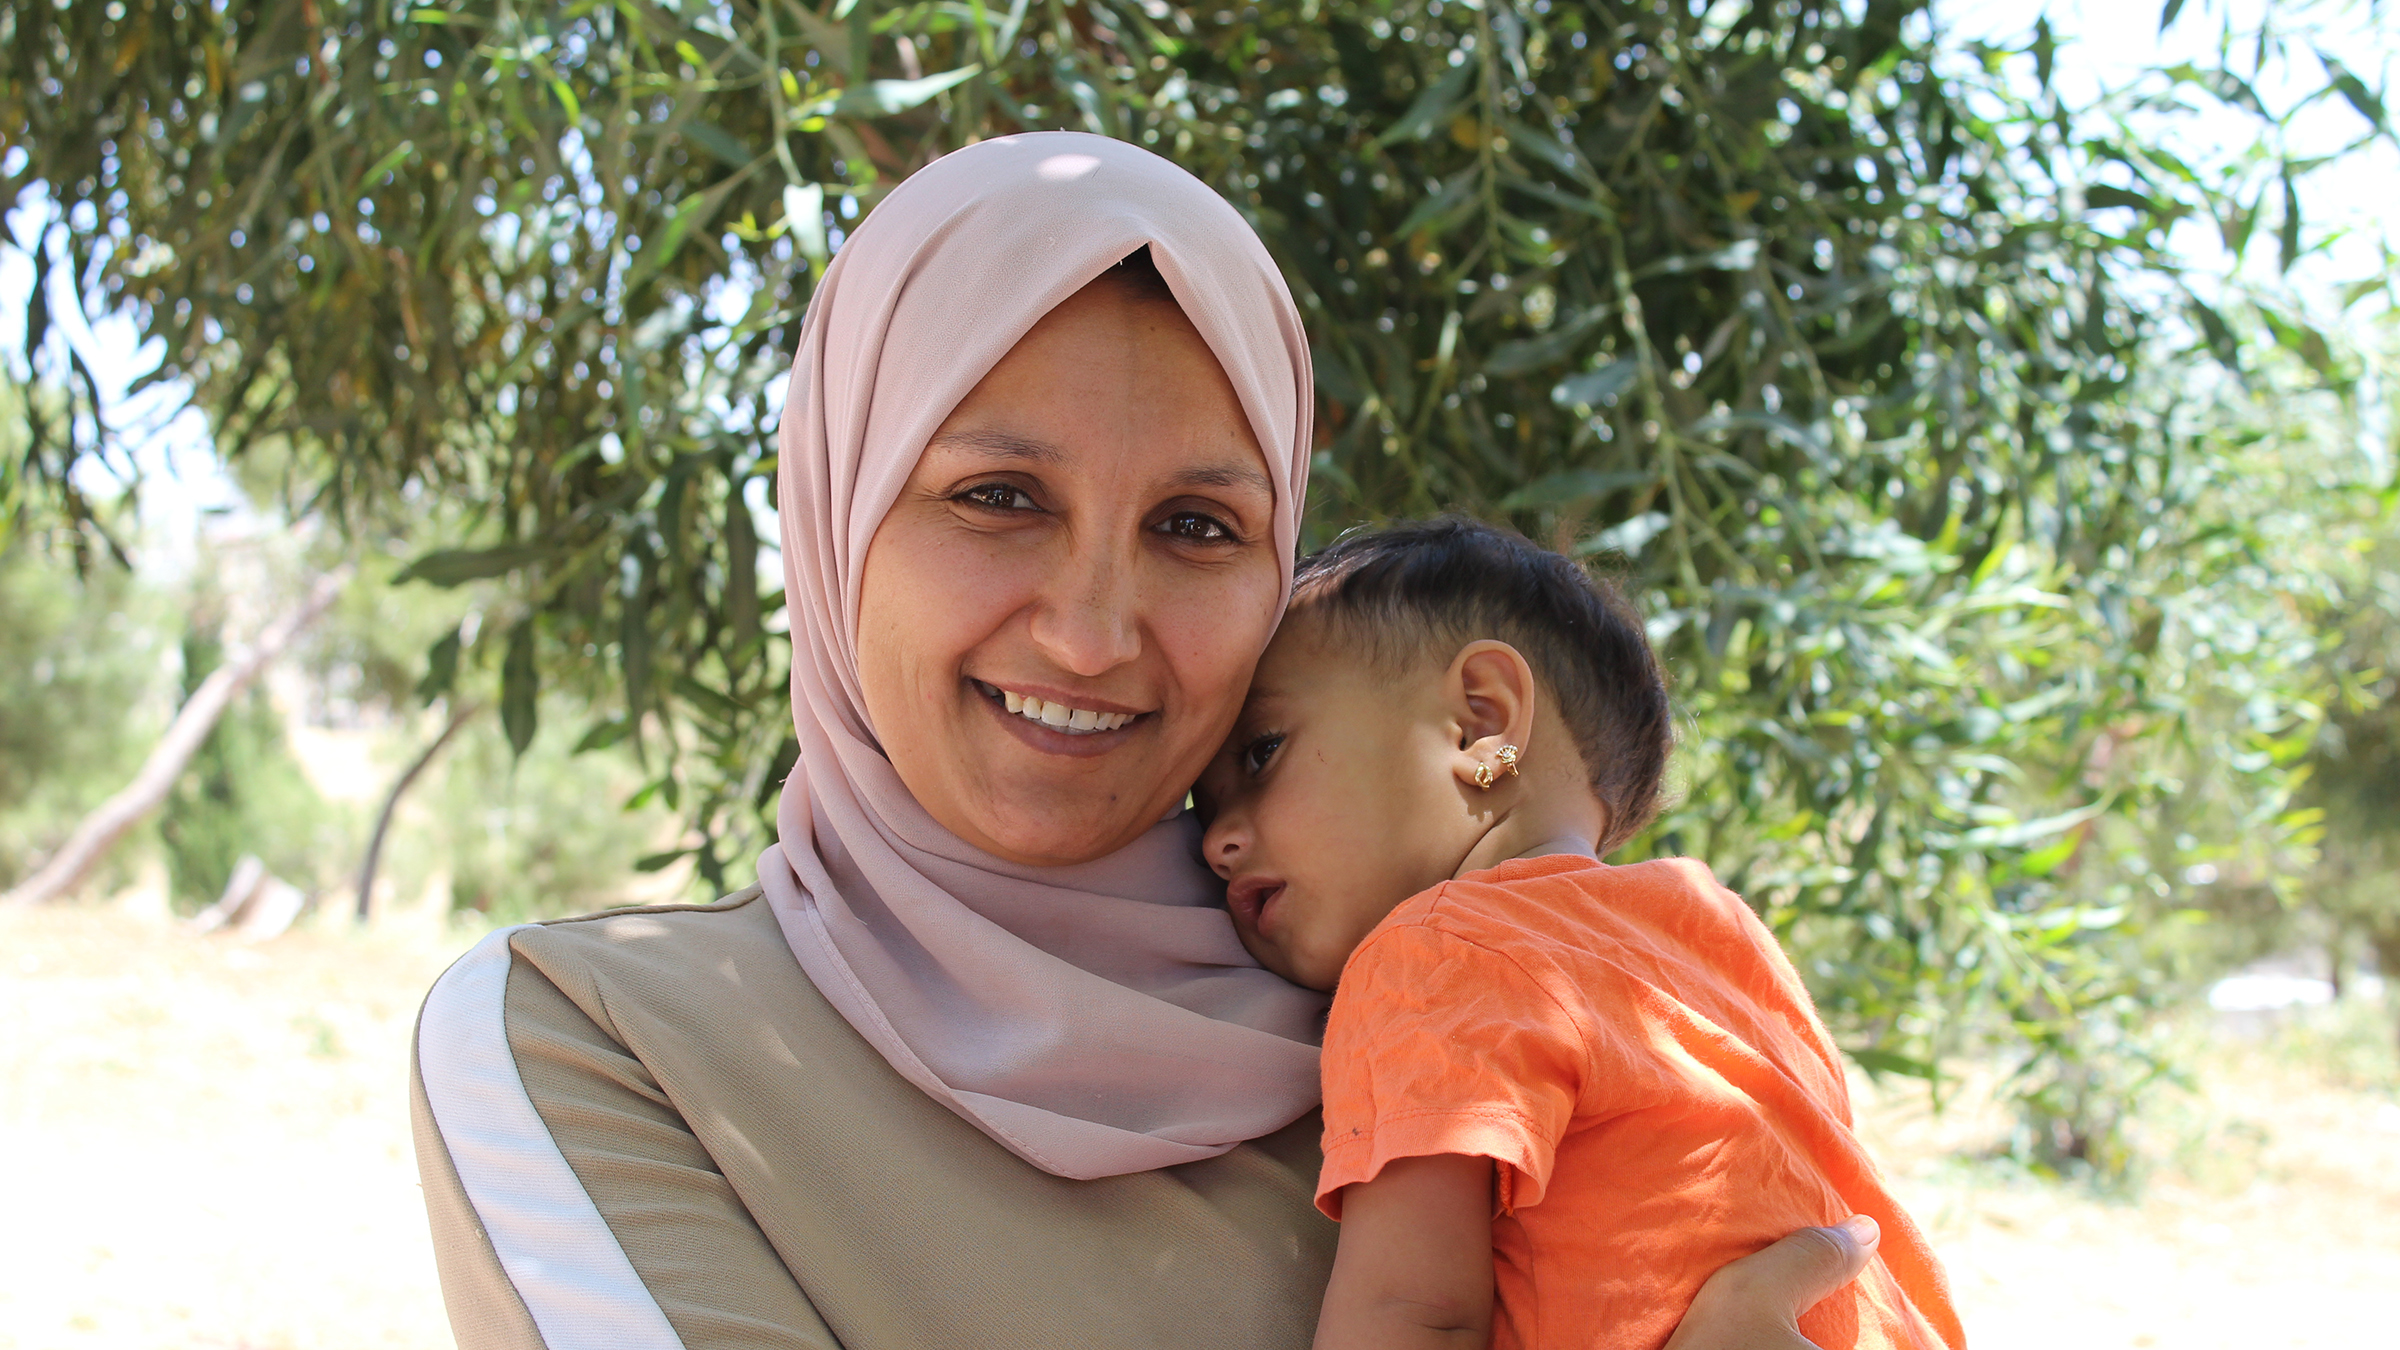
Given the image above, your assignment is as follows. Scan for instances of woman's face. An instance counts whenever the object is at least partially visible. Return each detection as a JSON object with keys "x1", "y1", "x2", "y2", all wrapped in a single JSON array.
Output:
[{"x1": 856, "y1": 276, "x2": 1285, "y2": 868}]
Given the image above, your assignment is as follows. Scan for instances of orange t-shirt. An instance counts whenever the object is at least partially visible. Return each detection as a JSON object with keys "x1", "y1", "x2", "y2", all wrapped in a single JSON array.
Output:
[{"x1": 1315, "y1": 854, "x2": 1964, "y2": 1350}]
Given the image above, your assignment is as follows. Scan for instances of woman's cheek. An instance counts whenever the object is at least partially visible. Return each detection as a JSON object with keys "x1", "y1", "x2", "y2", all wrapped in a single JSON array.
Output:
[
  {"x1": 1152, "y1": 563, "x2": 1282, "y2": 746},
  {"x1": 860, "y1": 516, "x2": 1018, "y2": 749}
]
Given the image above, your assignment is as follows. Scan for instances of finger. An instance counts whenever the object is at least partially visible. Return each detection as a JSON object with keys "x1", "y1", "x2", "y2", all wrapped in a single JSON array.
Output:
[
  {"x1": 1666, "y1": 1217, "x2": 1880, "y2": 1350},
  {"x1": 1753, "y1": 1215, "x2": 1879, "y2": 1316}
]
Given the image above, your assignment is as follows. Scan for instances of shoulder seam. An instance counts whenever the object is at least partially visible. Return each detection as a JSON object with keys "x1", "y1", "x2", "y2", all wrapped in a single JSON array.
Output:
[
  {"x1": 1348, "y1": 907, "x2": 1605, "y2": 1087},
  {"x1": 532, "y1": 884, "x2": 766, "y2": 930}
]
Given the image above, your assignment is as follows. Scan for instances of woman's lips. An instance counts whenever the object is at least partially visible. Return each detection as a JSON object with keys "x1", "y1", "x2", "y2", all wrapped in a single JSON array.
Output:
[
  {"x1": 972, "y1": 678, "x2": 1143, "y2": 733},
  {"x1": 972, "y1": 679, "x2": 1148, "y2": 759}
]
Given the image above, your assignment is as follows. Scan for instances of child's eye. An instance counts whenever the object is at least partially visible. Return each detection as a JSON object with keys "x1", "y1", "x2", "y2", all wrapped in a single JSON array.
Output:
[{"x1": 1240, "y1": 732, "x2": 1286, "y2": 776}]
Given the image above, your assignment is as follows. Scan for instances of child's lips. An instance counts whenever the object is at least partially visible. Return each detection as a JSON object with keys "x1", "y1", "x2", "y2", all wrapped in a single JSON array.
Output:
[{"x1": 1226, "y1": 876, "x2": 1285, "y2": 934}]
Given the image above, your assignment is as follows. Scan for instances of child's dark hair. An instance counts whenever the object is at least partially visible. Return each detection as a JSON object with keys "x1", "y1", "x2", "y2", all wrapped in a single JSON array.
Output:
[{"x1": 1290, "y1": 517, "x2": 1672, "y2": 851}]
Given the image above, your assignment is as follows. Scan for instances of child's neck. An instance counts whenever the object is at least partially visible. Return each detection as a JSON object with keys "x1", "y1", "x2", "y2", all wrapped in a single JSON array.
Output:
[{"x1": 1450, "y1": 794, "x2": 1607, "y2": 880}]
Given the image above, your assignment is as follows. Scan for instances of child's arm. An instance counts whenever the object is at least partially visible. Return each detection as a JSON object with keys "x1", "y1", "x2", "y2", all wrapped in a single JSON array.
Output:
[{"x1": 1313, "y1": 1153, "x2": 1496, "y2": 1350}]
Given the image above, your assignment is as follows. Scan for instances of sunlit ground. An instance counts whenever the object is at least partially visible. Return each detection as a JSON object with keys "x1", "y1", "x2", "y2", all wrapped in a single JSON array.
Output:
[{"x1": 1, "y1": 898, "x2": 2393, "y2": 1350}]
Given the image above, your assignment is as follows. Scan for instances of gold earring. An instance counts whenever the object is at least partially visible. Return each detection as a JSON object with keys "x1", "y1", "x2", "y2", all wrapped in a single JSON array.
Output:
[
  {"x1": 1496, "y1": 744, "x2": 1521, "y2": 778},
  {"x1": 1473, "y1": 760, "x2": 1497, "y2": 790}
]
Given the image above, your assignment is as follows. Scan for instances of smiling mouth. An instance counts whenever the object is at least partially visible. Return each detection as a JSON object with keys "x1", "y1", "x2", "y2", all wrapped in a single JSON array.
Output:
[{"x1": 973, "y1": 680, "x2": 1143, "y2": 735}]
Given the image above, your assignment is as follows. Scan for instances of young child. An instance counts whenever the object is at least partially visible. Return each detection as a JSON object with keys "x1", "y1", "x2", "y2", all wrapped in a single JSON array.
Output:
[{"x1": 1196, "y1": 518, "x2": 1965, "y2": 1350}]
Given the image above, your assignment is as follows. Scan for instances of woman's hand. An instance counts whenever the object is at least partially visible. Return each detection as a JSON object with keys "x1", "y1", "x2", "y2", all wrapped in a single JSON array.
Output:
[{"x1": 1661, "y1": 1215, "x2": 1882, "y2": 1350}]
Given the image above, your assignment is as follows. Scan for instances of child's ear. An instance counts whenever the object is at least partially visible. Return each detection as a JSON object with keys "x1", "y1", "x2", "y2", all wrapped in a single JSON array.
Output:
[{"x1": 1444, "y1": 640, "x2": 1538, "y2": 792}]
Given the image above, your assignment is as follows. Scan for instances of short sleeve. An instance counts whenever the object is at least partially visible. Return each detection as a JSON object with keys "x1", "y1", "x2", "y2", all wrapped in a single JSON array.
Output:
[{"x1": 1315, "y1": 924, "x2": 1586, "y2": 1220}]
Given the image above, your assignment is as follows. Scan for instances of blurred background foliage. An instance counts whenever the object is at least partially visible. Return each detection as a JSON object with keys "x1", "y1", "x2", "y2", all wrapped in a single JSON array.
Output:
[
  {"x1": 3, "y1": 0, "x2": 2395, "y2": 1175},
  {"x1": 0, "y1": 496, "x2": 163, "y2": 891}
]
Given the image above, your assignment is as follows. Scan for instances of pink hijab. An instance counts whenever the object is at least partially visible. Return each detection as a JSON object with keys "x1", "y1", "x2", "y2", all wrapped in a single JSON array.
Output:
[{"x1": 754, "y1": 133, "x2": 1326, "y2": 1180}]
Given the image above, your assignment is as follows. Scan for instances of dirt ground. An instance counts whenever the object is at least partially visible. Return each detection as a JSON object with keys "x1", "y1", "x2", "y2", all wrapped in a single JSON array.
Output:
[{"x1": 2, "y1": 899, "x2": 2394, "y2": 1350}]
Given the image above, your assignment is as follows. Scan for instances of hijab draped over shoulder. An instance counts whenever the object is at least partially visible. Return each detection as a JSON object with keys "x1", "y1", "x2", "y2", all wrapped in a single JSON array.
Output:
[{"x1": 755, "y1": 132, "x2": 1326, "y2": 1181}]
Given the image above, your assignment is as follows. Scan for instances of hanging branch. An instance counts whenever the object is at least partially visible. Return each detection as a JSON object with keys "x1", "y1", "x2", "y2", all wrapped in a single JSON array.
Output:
[{"x1": 353, "y1": 699, "x2": 483, "y2": 922}]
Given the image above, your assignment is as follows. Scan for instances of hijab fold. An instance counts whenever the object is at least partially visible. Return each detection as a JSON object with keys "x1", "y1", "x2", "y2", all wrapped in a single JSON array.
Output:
[{"x1": 754, "y1": 133, "x2": 1326, "y2": 1180}]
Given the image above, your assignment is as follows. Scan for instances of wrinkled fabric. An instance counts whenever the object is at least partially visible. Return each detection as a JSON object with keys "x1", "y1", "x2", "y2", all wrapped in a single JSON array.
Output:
[
  {"x1": 754, "y1": 132, "x2": 1327, "y2": 1180},
  {"x1": 1316, "y1": 854, "x2": 1964, "y2": 1350}
]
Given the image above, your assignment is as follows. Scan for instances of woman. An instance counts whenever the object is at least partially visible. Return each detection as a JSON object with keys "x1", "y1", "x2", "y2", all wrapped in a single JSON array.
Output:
[{"x1": 411, "y1": 132, "x2": 1876, "y2": 1350}]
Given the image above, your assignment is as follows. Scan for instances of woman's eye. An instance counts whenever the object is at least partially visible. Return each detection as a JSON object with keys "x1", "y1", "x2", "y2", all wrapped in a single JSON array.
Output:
[
  {"x1": 957, "y1": 482, "x2": 1037, "y2": 512},
  {"x1": 1241, "y1": 733, "x2": 1285, "y2": 776},
  {"x1": 1158, "y1": 510, "x2": 1235, "y2": 544}
]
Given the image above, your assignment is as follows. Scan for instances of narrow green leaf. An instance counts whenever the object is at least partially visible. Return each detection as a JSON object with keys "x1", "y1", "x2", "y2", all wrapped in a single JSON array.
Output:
[
  {"x1": 2186, "y1": 297, "x2": 2240, "y2": 369},
  {"x1": 636, "y1": 193, "x2": 715, "y2": 284},
  {"x1": 1498, "y1": 117, "x2": 1592, "y2": 182},
  {"x1": 674, "y1": 674, "x2": 745, "y2": 724},
  {"x1": 416, "y1": 627, "x2": 462, "y2": 705},
  {"x1": 1850, "y1": 1047, "x2": 1938, "y2": 1080},
  {"x1": 1635, "y1": 238, "x2": 1760, "y2": 276},
  {"x1": 501, "y1": 619, "x2": 539, "y2": 757},
  {"x1": 394, "y1": 544, "x2": 557, "y2": 587},
  {"x1": 1498, "y1": 467, "x2": 1659, "y2": 510},
  {"x1": 2156, "y1": 0, "x2": 2187, "y2": 35},
  {"x1": 1961, "y1": 801, "x2": 2107, "y2": 849},
  {"x1": 1372, "y1": 61, "x2": 1474, "y2": 148},
  {"x1": 573, "y1": 716, "x2": 633, "y2": 754},
  {"x1": 1396, "y1": 169, "x2": 1478, "y2": 239},
  {"x1": 623, "y1": 584, "x2": 652, "y2": 720},
  {"x1": 2278, "y1": 168, "x2": 2302, "y2": 273},
  {"x1": 355, "y1": 139, "x2": 415, "y2": 190},
  {"x1": 725, "y1": 485, "x2": 761, "y2": 651},
  {"x1": 678, "y1": 122, "x2": 755, "y2": 170},
  {"x1": 2320, "y1": 56, "x2": 2390, "y2": 132},
  {"x1": 1552, "y1": 360, "x2": 1641, "y2": 407},
  {"x1": 834, "y1": 64, "x2": 982, "y2": 117},
  {"x1": 2084, "y1": 184, "x2": 2156, "y2": 213},
  {"x1": 2016, "y1": 830, "x2": 2083, "y2": 878},
  {"x1": 549, "y1": 77, "x2": 583, "y2": 125},
  {"x1": 634, "y1": 848, "x2": 692, "y2": 873},
  {"x1": 1485, "y1": 305, "x2": 1612, "y2": 376}
]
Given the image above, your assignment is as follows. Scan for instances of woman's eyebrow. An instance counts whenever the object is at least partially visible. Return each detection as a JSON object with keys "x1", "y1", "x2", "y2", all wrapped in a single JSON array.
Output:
[
  {"x1": 928, "y1": 428, "x2": 1063, "y2": 462},
  {"x1": 930, "y1": 428, "x2": 1269, "y2": 496},
  {"x1": 1171, "y1": 462, "x2": 1274, "y2": 495}
]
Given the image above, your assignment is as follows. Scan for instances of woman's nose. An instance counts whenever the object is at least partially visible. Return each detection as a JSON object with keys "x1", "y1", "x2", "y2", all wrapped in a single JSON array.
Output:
[{"x1": 1027, "y1": 547, "x2": 1142, "y2": 677}]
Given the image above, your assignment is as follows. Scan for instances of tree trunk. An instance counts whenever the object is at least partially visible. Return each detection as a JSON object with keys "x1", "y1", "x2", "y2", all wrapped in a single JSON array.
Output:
[
  {"x1": 190, "y1": 854, "x2": 268, "y2": 933},
  {"x1": 355, "y1": 700, "x2": 481, "y2": 922},
  {"x1": 1, "y1": 568, "x2": 353, "y2": 908},
  {"x1": 2369, "y1": 925, "x2": 2400, "y2": 1057}
]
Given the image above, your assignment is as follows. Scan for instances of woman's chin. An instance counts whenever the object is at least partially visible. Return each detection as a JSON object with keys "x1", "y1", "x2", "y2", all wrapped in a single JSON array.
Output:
[
  {"x1": 967, "y1": 795, "x2": 1170, "y2": 868},
  {"x1": 952, "y1": 756, "x2": 1182, "y2": 867},
  {"x1": 939, "y1": 708, "x2": 1196, "y2": 866}
]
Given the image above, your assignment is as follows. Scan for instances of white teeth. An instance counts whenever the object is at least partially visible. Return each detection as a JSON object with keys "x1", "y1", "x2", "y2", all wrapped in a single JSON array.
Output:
[{"x1": 976, "y1": 681, "x2": 1137, "y2": 735}]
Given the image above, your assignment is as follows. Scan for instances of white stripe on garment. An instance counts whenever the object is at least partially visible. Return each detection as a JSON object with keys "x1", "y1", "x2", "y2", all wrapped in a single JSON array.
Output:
[{"x1": 418, "y1": 925, "x2": 686, "y2": 1350}]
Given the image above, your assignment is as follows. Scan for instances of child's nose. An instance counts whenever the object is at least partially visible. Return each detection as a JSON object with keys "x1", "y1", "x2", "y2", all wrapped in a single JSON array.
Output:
[{"x1": 1201, "y1": 814, "x2": 1247, "y2": 880}]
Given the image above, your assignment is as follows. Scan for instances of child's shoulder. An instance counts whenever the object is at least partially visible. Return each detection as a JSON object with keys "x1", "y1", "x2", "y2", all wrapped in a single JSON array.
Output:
[
  {"x1": 1441, "y1": 852, "x2": 1735, "y2": 909},
  {"x1": 1393, "y1": 853, "x2": 1755, "y2": 953}
]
